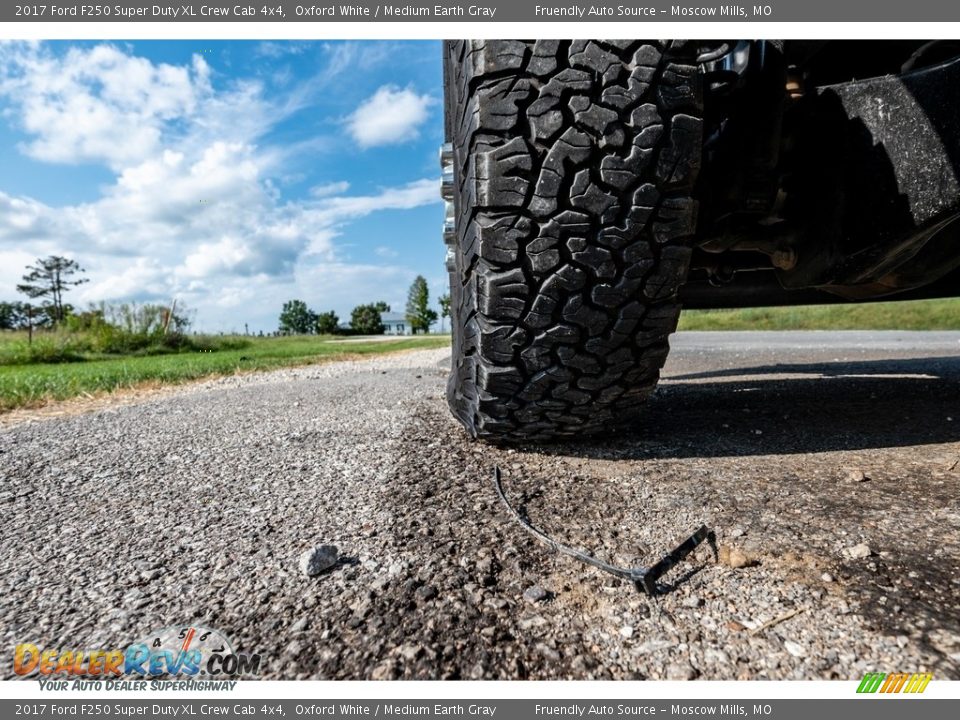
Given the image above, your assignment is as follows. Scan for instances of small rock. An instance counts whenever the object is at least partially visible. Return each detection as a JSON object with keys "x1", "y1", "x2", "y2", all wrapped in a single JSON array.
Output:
[
  {"x1": 415, "y1": 585, "x2": 437, "y2": 601},
  {"x1": 821, "y1": 572, "x2": 835, "y2": 583},
  {"x1": 536, "y1": 643, "x2": 561, "y2": 662},
  {"x1": 719, "y1": 545, "x2": 757, "y2": 569},
  {"x1": 523, "y1": 585, "x2": 548, "y2": 603},
  {"x1": 843, "y1": 467, "x2": 869, "y2": 483},
  {"x1": 284, "y1": 641, "x2": 304, "y2": 657},
  {"x1": 485, "y1": 597, "x2": 509, "y2": 610},
  {"x1": 845, "y1": 543, "x2": 872, "y2": 560},
  {"x1": 704, "y1": 648, "x2": 730, "y2": 665},
  {"x1": 370, "y1": 576, "x2": 390, "y2": 592},
  {"x1": 397, "y1": 644, "x2": 423, "y2": 661},
  {"x1": 784, "y1": 640, "x2": 807, "y2": 658},
  {"x1": 620, "y1": 625, "x2": 634, "y2": 639},
  {"x1": 570, "y1": 655, "x2": 592, "y2": 673},
  {"x1": 518, "y1": 615, "x2": 547, "y2": 630},
  {"x1": 665, "y1": 661, "x2": 697, "y2": 680},
  {"x1": 682, "y1": 596, "x2": 703, "y2": 608},
  {"x1": 299, "y1": 545, "x2": 339, "y2": 576},
  {"x1": 928, "y1": 628, "x2": 960, "y2": 654},
  {"x1": 370, "y1": 659, "x2": 396, "y2": 680}
]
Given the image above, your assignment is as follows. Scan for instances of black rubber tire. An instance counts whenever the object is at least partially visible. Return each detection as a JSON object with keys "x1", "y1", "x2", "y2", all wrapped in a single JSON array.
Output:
[{"x1": 444, "y1": 40, "x2": 703, "y2": 441}]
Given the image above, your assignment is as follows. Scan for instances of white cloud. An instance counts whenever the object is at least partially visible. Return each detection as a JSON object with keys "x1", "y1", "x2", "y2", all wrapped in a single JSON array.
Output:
[
  {"x1": 0, "y1": 172, "x2": 440, "y2": 320},
  {"x1": 83, "y1": 258, "x2": 169, "y2": 301},
  {"x1": 298, "y1": 178, "x2": 438, "y2": 257},
  {"x1": 0, "y1": 192, "x2": 56, "y2": 242},
  {"x1": 320, "y1": 42, "x2": 393, "y2": 79},
  {"x1": 308, "y1": 177, "x2": 438, "y2": 224},
  {"x1": 0, "y1": 43, "x2": 211, "y2": 169},
  {"x1": 255, "y1": 41, "x2": 308, "y2": 59},
  {"x1": 310, "y1": 180, "x2": 350, "y2": 198},
  {"x1": 290, "y1": 262, "x2": 416, "y2": 319},
  {"x1": 0, "y1": 43, "x2": 443, "y2": 331},
  {"x1": 346, "y1": 85, "x2": 434, "y2": 148}
]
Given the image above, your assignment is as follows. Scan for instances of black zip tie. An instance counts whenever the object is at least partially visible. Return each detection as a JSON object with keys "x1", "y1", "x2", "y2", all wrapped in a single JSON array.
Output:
[{"x1": 494, "y1": 465, "x2": 716, "y2": 595}]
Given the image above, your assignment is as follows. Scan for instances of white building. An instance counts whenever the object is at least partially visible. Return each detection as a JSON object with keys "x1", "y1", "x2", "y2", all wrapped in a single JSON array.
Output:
[{"x1": 380, "y1": 312, "x2": 410, "y2": 335}]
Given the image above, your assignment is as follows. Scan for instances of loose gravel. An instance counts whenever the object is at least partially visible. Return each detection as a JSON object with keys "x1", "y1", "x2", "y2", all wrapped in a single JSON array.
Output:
[{"x1": 1, "y1": 333, "x2": 958, "y2": 680}]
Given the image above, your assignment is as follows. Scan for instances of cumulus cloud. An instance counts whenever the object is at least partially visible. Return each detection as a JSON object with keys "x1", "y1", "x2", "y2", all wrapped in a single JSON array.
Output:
[
  {"x1": 0, "y1": 43, "x2": 211, "y2": 169},
  {"x1": 0, "y1": 172, "x2": 438, "y2": 293},
  {"x1": 346, "y1": 85, "x2": 434, "y2": 148},
  {"x1": 0, "y1": 42, "x2": 442, "y2": 330}
]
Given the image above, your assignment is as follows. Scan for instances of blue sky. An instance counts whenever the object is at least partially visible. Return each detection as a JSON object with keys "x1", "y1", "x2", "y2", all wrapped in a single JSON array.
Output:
[{"x1": 0, "y1": 40, "x2": 446, "y2": 332}]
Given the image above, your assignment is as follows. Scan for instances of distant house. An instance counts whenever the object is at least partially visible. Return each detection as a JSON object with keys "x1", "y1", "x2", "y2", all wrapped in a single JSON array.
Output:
[{"x1": 380, "y1": 312, "x2": 410, "y2": 335}]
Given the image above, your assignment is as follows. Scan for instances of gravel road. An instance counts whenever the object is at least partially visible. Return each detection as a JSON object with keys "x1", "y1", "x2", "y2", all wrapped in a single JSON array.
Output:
[{"x1": 2, "y1": 331, "x2": 959, "y2": 680}]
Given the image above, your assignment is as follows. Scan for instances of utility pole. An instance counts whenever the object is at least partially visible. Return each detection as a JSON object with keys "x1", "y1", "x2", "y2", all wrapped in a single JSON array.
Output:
[{"x1": 162, "y1": 299, "x2": 177, "y2": 335}]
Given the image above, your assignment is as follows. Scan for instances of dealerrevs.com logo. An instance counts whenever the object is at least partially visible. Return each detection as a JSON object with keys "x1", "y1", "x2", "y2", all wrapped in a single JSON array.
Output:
[{"x1": 14, "y1": 626, "x2": 261, "y2": 688}]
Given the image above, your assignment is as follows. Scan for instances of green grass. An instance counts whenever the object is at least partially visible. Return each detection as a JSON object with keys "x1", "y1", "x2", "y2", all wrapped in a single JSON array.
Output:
[
  {"x1": 4, "y1": 296, "x2": 954, "y2": 410},
  {"x1": 0, "y1": 334, "x2": 449, "y2": 411},
  {"x1": 678, "y1": 297, "x2": 960, "y2": 331}
]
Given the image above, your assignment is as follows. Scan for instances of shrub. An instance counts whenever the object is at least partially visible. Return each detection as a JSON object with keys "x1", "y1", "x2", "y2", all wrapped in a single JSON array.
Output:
[{"x1": 0, "y1": 337, "x2": 85, "y2": 365}]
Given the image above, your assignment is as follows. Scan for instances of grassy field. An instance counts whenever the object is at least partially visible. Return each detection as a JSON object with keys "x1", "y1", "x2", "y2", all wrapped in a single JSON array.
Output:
[
  {"x1": 0, "y1": 333, "x2": 449, "y2": 411},
  {"x1": 679, "y1": 297, "x2": 960, "y2": 331},
  {"x1": 2, "y1": 296, "x2": 956, "y2": 411}
]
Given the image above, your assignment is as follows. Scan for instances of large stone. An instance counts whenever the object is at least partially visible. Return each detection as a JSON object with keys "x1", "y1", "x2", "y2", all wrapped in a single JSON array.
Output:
[{"x1": 299, "y1": 545, "x2": 339, "y2": 576}]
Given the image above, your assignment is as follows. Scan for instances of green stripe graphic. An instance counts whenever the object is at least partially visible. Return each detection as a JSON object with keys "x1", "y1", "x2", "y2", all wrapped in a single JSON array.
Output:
[{"x1": 857, "y1": 672, "x2": 886, "y2": 693}]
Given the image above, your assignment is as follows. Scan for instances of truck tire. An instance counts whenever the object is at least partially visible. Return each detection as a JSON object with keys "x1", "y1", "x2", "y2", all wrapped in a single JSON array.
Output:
[{"x1": 443, "y1": 40, "x2": 703, "y2": 441}]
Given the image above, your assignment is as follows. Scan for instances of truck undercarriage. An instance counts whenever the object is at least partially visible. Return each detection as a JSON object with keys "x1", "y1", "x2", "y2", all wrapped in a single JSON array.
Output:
[{"x1": 686, "y1": 40, "x2": 960, "y2": 307}]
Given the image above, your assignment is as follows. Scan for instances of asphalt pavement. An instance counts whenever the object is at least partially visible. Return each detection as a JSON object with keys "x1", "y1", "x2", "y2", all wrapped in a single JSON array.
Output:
[{"x1": 1, "y1": 331, "x2": 958, "y2": 680}]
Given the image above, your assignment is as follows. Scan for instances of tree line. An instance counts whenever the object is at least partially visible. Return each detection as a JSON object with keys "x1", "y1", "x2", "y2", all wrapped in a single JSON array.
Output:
[
  {"x1": 278, "y1": 274, "x2": 449, "y2": 335},
  {"x1": 1, "y1": 257, "x2": 452, "y2": 338},
  {"x1": 1, "y1": 256, "x2": 197, "y2": 355}
]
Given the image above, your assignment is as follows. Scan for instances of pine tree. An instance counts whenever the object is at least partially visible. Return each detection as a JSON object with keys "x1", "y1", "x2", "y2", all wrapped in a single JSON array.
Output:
[
  {"x1": 16, "y1": 256, "x2": 88, "y2": 324},
  {"x1": 405, "y1": 275, "x2": 437, "y2": 334},
  {"x1": 438, "y1": 293, "x2": 451, "y2": 332}
]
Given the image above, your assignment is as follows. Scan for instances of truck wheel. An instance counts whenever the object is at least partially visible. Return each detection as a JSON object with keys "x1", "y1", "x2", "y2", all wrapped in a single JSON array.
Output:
[{"x1": 442, "y1": 40, "x2": 703, "y2": 441}]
